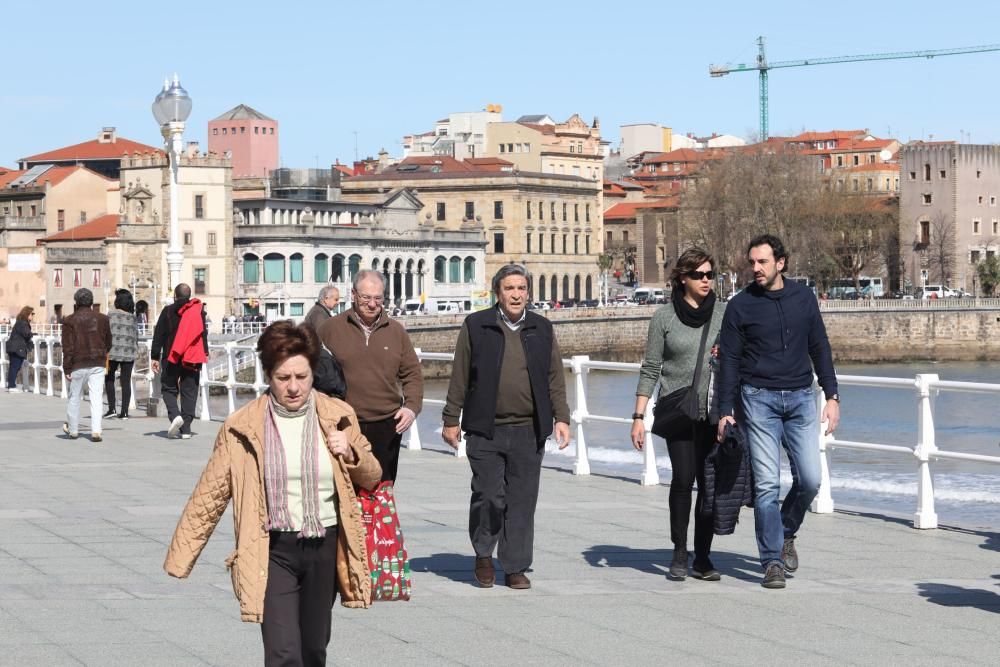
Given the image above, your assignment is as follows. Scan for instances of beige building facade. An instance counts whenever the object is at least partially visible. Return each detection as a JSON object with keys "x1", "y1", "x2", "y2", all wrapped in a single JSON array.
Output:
[
  {"x1": 487, "y1": 114, "x2": 607, "y2": 182},
  {"x1": 341, "y1": 162, "x2": 603, "y2": 303}
]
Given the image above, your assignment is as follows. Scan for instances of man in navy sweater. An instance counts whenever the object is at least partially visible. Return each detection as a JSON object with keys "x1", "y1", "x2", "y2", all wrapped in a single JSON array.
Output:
[{"x1": 716, "y1": 234, "x2": 840, "y2": 589}]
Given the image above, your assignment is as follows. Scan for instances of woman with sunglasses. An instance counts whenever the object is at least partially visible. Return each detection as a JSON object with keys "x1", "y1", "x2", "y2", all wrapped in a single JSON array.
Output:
[{"x1": 630, "y1": 248, "x2": 726, "y2": 581}]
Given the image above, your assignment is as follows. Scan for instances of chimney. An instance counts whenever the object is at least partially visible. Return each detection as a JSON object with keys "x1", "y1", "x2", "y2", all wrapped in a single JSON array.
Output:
[{"x1": 185, "y1": 141, "x2": 200, "y2": 158}]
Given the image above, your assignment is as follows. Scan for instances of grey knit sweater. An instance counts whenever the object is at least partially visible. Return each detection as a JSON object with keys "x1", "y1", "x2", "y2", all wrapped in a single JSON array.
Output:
[
  {"x1": 108, "y1": 310, "x2": 138, "y2": 362},
  {"x1": 635, "y1": 302, "x2": 726, "y2": 420}
]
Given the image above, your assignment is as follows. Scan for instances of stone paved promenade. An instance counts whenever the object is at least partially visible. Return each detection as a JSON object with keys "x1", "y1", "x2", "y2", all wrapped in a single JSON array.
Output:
[{"x1": 1, "y1": 392, "x2": 998, "y2": 666}]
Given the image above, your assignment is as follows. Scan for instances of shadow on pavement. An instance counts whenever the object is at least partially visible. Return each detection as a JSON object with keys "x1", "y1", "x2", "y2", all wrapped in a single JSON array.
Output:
[
  {"x1": 580, "y1": 545, "x2": 761, "y2": 582},
  {"x1": 409, "y1": 552, "x2": 479, "y2": 586},
  {"x1": 917, "y1": 582, "x2": 1000, "y2": 614}
]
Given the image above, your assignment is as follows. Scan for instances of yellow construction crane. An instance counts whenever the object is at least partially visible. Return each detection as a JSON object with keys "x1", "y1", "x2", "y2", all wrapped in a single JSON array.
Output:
[{"x1": 710, "y1": 36, "x2": 1000, "y2": 140}]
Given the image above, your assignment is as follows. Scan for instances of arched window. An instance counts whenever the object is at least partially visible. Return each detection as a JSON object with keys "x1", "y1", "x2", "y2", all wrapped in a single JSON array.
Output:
[
  {"x1": 331, "y1": 254, "x2": 345, "y2": 282},
  {"x1": 434, "y1": 256, "x2": 446, "y2": 283},
  {"x1": 550, "y1": 275, "x2": 557, "y2": 301},
  {"x1": 348, "y1": 254, "x2": 362, "y2": 283},
  {"x1": 562, "y1": 275, "x2": 569, "y2": 301},
  {"x1": 585, "y1": 275, "x2": 593, "y2": 300},
  {"x1": 242, "y1": 253, "x2": 259, "y2": 284},
  {"x1": 574, "y1": 275, "x2": 581, "y2": 300},
  {"x1": 314, "y1": 253, "x2": 329, "y2": 283},
  {"x1": 449, "y1": 256, "x2": 461, "y2": 283},
  {"x1": 463, "y1": 257, "x2": 476, "y2": 283},
  {"x1": 538, "y1": 274, "x2": 546, "y2": 301},
  {"x1": 263, "y1": 253, "x2": 285, "y2": 283},
  {"x1": 289, "y1": 253, "x2": 304, "y2": 283}
]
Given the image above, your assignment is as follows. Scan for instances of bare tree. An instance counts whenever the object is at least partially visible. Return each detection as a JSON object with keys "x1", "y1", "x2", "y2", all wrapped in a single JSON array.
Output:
[
  {"x1": 815, "y1": 192, "x2": 897, "y2": 294},
  {"x1": 925, "y1": 212, "x2": 957, "y2": 285}
]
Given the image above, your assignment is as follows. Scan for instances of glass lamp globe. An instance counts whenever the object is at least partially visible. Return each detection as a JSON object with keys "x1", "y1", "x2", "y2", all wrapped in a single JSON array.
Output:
[{"x1": 152, "y1": 76, "x2": 192, "y2": 125}]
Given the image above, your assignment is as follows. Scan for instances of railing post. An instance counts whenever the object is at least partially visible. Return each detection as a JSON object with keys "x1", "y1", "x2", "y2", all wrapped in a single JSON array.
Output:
[
  {"x1": 640, "y1": 397, "x2": 659, "y2": 486},
  {"x1": 406, "y1": 348, "x2": 422, "y2": 451},
  {"x1": 146, "y1": 343, "x2": 160, "y2": 416},
  {"x1": 570, "y1": 355, "x2": 591, "y2": 476},
  {"x1": 30, "y1": 337, "x2": 41, "y2": 394},
  {"x1": 198, "y1": 353, "x2": 212, "y2": 422},
  {"x1": 913, "y1": 373, "x2": 939, "y2": 529},
  {"x1": 253, "y1": 353, "x2": 265, "y2": 398},
  {"x1": 225, "y1": 342, "x2": 237, "y2": 415},
  {"x1": 43, "y1": 337, "x2": 56, "y2": 397},
  {"x1": 0, "y1": 337, "x2": 7, "y2": 382},
  {"x1": 812, "y1": 389, "x2": 835, "y2": 513}
]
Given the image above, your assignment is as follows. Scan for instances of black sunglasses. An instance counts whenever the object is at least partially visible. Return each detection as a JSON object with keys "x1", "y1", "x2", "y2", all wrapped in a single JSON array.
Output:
[{"x1": 686, "y1": 270, "x2": 716, "y2": 280}]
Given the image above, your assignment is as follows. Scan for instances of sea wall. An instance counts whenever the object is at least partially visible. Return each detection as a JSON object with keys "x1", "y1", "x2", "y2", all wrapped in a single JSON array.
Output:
[{"x1": 404, "y1": 307, "x2": 1000, "y2": 365}]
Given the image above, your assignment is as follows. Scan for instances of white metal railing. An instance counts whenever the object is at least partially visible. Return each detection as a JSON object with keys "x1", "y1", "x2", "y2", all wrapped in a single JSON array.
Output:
[
  {"x1": 819, "y1": 297, "x2": 1000, "y2": 311},
  {"x1": 5, "y1": 333, "x2": 999, "y2": 530}
]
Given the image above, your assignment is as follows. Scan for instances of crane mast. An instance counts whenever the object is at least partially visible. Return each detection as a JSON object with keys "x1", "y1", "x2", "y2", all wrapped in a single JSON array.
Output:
[{"x1": 710, "y1": 37, "x2": 1000, "y2": 140}]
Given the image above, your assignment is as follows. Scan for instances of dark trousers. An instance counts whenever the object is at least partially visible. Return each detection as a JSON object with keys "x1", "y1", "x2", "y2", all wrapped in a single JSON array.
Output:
[
  {"x1": 466, "y1": 424, "x2": 544, "y2": 575},
  {"x1": 6, "y1": 353, "x2": 25, "y2": 388},
  {"x1": 360, "y1": 417, "x2": 403, "y2": 482},
  {"x1": 261, "y1": 527, "x2": 339, "y2": 667},
  {"x1": 105, "y1": 360, "x2": 134, "y2": 415},
  {"x1": 160, "y1": 361, "x2": 199, "y2": 434},
  {"x1": 665, "y1": 421, "x2": 715, "y2": 562}
]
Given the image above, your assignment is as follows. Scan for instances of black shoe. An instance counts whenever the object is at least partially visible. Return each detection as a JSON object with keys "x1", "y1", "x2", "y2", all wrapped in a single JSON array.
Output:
[
  {"x1": 668, "y1": 547, "x2": 688, "y2": 580},
  {"x1": 691, "y1": 558, "x2": 721, "y2": 581},
  {"x1": 103, "y1": 410, "x2": 117, "y2": 419},
  {"x1": 117, "y1": 413, "x2": 129, "y2": 421},
  {"x1": 762, "y1": 562, "x2": 786, "y2": 589},
  {"x1": 782, "y1": 537, "x2": 798, "y2": 572}
]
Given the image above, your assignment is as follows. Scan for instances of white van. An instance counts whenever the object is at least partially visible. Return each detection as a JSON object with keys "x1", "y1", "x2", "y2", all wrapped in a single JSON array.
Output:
[
  {"x1": 920, "y1": 285, "x2": 945, "y2": 300},
  {"x1": 633, "y1": 287, "x2": 666, "y2": 304}
]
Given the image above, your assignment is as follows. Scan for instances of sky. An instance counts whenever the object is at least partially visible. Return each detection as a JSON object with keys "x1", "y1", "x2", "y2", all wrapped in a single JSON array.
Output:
[{"x1": 3, "y1": 0, "x2": 1000, "y2": 169}]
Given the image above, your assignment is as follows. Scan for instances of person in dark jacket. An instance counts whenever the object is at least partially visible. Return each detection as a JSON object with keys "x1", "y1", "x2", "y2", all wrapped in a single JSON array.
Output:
[
  {"x1": 150, "y1": 284, "x2": 208, "y2": 439},
  {"x1": 716, "y1": 234, "x2": 840, "y2": 590},
  {"x1": 6, "y1": 305, "x2": 34, "y2": 392},
  {"x1": 630, "y1": 248, "x2": 726, "y2": 581},
  {"x1": 442, "y1": 264, "x2": 571, "y2": 590},
  {"x1": 61, "y1": 289, "x2": 112, "y2": 442},
  {"x1": 304, "y1": 286, "x2": 340, "y2": 331}
]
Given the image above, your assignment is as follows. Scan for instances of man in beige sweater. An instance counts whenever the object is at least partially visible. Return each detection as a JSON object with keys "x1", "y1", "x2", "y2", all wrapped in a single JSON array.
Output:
[{"x1": 318, "y1": 270, "x2": 422, "y2": 482}]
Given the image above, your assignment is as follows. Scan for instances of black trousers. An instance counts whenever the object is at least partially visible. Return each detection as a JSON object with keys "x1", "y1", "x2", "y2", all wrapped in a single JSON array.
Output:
[
  {"x1": 105, "y1": 360, "x2": 134, "y2": 415},
  {"x1": 360, "y1": 417, "x2": 403, "y2": 482},
  {"x1": 665, "y1": 421, "x2": 715, "y2": 561},
  {"x1": 261, "y1": 526, "x2": 339, "y2": 667},
  {"x1": 160, "y1": 361, "x2": 199, "y2": 434},
  {"x1": 466, "y1": 424, "x2": 544, "y2": 575},
  {"x1": 6, "y1": 353, "x2": 25, "y2": 388}
]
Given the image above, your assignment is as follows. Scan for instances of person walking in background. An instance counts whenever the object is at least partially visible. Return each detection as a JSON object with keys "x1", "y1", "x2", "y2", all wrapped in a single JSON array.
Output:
[
  {"x1": 631, "y1": 248, "x2": 727, "y2": 581},
  {"x1": 135, "y1": 300, "x2": 149, "y2": 334},
  {"x1": 442, "y1": 264, "x2": 571, "y2": 590},
  {"x1": 304, "y1": 285, "x2": 340, "y2": 331},
  {"x1": 164, "y1": 321, "x2": 381, "y2": 666},
  {"x1": 6, "y1": 306, "x2": 34, "y2": 392},
  {"x1": 318, "y1": 270, "x2": 422, "y2": 482},
  {"x1": 150, "y1": 284, "x2": 208, "y2": 440},
  {"x1": 716, "y1": 234, "x2": 840, "y2": 589},
  {"x1": 105, "y1": 289, "x2": 139, "y2": 420},
  {"x1": 61, "y1": 289, "x2": 111, "y2": 442}
]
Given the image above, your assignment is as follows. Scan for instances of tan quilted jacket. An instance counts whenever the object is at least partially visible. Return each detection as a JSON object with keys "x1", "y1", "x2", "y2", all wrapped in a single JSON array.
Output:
[{"x1": 163, "y1": 392, "x2": 382, "y2": 622}]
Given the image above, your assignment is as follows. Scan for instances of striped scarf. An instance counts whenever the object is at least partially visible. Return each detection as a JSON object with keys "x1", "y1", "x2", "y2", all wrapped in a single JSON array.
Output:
[{"x1": 263, "y1": 391, "x2": 324, "y2": 538}]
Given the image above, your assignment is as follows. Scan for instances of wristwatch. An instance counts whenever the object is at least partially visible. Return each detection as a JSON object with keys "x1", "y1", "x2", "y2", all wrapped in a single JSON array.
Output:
[
  {"x1": 827, "y1": 394, "x2": 840, "y2": 402},
  {"x1": 631, "y1": 413, "x2": 645, "y2": 420}
]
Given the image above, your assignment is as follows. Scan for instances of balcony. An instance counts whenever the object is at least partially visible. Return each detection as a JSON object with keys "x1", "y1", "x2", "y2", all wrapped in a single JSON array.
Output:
[{"x1": 0, "y1": 215, "x2": 45, "y2": 231}]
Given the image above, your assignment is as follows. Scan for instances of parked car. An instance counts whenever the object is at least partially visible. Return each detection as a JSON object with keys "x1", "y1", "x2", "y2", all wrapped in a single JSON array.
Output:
[
  {"x1": 530, "y1": 301, "x2": 552, "y2": 310},
  {"x1": 920, "y1": 285, "x2": 946, "y2": 300},
  {"x1": 556, "y1": 299, "x2": 577, "y2": 309},
  {"x1": 578, "y1": 299, "x2": 600, "y2": 308}
]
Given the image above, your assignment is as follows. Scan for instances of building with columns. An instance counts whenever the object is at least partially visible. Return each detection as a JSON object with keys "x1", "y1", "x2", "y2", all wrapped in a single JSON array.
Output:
[
  {"x1": 232, "y1": 179, "x2": 487, "y2": 318},
  {"x1": 341, "y1": 157, "x2": 603, "y2": 303}
]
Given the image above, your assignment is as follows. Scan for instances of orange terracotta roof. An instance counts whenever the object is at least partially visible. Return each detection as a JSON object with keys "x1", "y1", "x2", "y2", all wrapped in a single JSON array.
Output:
[
  {"x1": 21, "y1": 137, "x2": 161, "y2": 163},
  {"x1": 40, "y1": 214, "x2": 119, "y2": 242},
  {"x1": 642, "y1": 148, "x2": 726, "y2": 165},
  {"x1": 517, "y1": 122, "x2": 556, "y2": 135},
  {"x1": 604, "y1": 198, "x2": 678, "y2": 219},
  {"x1": 789, "y1": 130, "x2": 866, "y2": 143},
  {"x1": 0, "y1": 165, "x2": 104, "y2": 190}
]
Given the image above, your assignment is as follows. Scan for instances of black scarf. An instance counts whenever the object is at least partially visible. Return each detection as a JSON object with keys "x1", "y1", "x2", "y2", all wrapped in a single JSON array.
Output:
[{"x1": 672, "y1": 287, "x2": 716, "y2": 328}]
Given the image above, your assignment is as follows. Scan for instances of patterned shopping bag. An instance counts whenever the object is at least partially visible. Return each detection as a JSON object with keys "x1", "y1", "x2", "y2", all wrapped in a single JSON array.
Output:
[{"x1": 356, "y1": 481, "x2": 412, "y2": 602}]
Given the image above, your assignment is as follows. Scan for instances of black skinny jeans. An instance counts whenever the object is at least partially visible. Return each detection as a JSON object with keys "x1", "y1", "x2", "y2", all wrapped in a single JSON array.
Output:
[
  {"x1": 665, "y1": 420, "x2": 715, "y2": 561},
  {"x1": 105, "y1": 360, "x2": 134, "y2": 415}
]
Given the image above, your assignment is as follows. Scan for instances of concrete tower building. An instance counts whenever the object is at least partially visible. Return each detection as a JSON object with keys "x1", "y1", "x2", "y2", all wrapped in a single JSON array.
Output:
[{"x1": 207, "y1": 104, "x2": 278, "y2": 179}]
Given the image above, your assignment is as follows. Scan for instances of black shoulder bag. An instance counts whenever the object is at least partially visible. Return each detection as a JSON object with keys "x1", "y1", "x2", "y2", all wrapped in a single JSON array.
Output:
[{"x1": 651, "y1": 321, "x2": 711, "y2": 441}]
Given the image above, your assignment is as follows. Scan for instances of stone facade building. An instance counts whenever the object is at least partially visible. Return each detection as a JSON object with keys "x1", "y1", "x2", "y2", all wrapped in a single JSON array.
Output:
[{"x1": 340, "y1": 157, "x2": 603, "y2": 303}]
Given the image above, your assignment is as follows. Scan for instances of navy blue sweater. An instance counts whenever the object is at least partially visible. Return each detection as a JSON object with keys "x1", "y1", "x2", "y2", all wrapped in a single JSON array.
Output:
[{"x1": 717, "y1": 279, "x2": 838, "y2": 416}]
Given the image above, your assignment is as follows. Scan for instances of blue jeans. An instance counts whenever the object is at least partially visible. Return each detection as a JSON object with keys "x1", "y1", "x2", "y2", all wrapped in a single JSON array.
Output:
[{"x1": 740, "y1": 384, "x2": 820, "y2": 569}]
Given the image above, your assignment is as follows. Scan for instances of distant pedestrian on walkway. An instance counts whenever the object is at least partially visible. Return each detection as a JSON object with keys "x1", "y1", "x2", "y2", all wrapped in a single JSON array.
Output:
[
  {"x1": 150, "y1": 284, "x2": 208, "y2": 439},
  {"x1": 631, "y1": 248, "x2": 726, "y2": 581},
  {"x1": 104, "y1": 289, "x2": 138, "y2": 420},
  {"x1": 164, "y1": 321, "x2": 381, "y2": 667},
  {"x1": 442, "y1": 264, "x2": 571, "y2": 590},
  {"x1": 319, "y1": 270, "x2": 422, "y2": 482},
  {"x1": 304, "y1": 285, "x2": 340, "y2": 330},
  {"x1": 135, "y1": 300, "x2": 149, "y2": 334},
  {"x1": 6, "y1": 305, "x2": 34, "y2": 392},
  {"x1": 716, "y1": 234, "x2": 840, "y2": 589},
  {"x1": 61, "y1": 289, "x2": 111, "y2": 442}
]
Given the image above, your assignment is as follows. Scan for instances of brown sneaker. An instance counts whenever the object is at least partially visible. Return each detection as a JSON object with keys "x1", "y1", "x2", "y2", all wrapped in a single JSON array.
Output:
[
  {"x1": 505, "y1": 572, "x2": 531, "y2": 590},
  {"x1": 474, "y1": 557, "x2": 495, "y2": 588}
]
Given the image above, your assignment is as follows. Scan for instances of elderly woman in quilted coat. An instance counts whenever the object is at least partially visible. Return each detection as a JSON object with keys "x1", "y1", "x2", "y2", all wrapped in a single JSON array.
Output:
[{"x1": 164, "y1": 320, "x2": 382, "y2": 667}]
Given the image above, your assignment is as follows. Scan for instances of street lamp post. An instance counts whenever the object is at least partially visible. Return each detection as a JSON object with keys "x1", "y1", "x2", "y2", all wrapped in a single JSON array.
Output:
[{"x1": 151, "y1": 75, "x2": 192, "y2": 295}]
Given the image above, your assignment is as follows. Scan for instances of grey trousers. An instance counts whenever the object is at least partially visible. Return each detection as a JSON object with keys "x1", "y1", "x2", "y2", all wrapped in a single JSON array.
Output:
[{"x1": 466, "y1": 424, "x2": 544, "y2": 575}]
